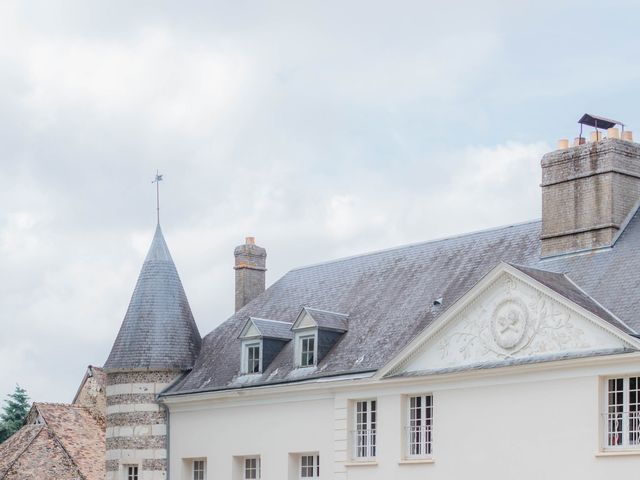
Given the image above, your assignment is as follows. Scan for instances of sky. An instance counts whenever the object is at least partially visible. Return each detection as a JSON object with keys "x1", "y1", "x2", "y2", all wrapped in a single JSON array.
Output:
[{"x1": 1, "y1": 0, "x2": 640, "y2": 404}]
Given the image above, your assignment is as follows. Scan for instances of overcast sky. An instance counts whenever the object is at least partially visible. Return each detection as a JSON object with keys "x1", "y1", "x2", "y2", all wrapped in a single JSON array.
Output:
[{"x1": 1, "y1": 0, "x2": 640, "y2": 403}]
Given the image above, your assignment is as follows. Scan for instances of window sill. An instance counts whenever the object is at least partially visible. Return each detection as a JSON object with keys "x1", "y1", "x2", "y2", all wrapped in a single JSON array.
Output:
[
  {"x1": 398, "y1": 458, "x2": 435, "y2": 465},
  {"x1": 344, "y1": 461, "x2": 378, "y2": 467},
  {"x1": 596, "y1": 449, "x2": 640, "y2": 457}
]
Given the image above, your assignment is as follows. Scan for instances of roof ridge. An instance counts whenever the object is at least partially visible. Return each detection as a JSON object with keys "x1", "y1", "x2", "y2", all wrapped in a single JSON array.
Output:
[
  {"x1": 305, "y1": 307, "x2": 349, "y2": 316},
  {"x1": 290, "y1": 218, "x2": 541, "y2": 272},
  {"x1": 250, "y1": 317, "x2": 292, "y2": 325},
  {"x1": 35, "y1": 402, "x2": 82, "y2": 407}
]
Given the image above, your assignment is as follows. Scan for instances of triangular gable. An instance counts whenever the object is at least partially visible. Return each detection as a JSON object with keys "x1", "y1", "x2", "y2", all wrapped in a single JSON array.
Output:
[
  {"x1": 380, "y1": 262, "x2": 640, "y2": 377},
  {"x1": 238, "y1": 318, "x2": 262, "y2": 339},
  {"x1": 292, "y1": 308, "x2": 318, "y2": 330}
]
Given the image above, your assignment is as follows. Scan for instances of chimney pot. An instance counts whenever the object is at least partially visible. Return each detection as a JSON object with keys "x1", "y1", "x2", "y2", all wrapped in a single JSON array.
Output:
[
  {"x1": 245, "y1": 236, "x2": 255, "y2": 245},
  {"x1": 623, "y1": 131, "x2": 634, "y2": 142},
  {"x1": 607, "y1": 128, "x2": 620, "y2": 139},
  {"x1": 573, "y1": 137, "x2": 586, "y2": 146},
  {"x1": 589, "y1": 131, "x2": 602, "y2": 143},
  {"x1": 557, "y1": 139, "x2": 569, "y2": 150}
]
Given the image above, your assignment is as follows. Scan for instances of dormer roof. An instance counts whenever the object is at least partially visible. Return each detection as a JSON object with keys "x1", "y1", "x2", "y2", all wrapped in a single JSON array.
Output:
[
  {"x1": 292, "y1": 307, "x2": 349, "y2": 332},
  {"x1": 104, "y1": 225, "x2": 201, "y2": 371},
  {"x1": 239, "y1": 317, "x2": 294, "y2": 341}
]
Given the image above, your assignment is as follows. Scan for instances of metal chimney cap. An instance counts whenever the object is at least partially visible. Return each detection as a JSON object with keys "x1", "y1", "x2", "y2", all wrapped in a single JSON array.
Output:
[{"x1": 578, "y1": 113, "x2": 624, "y2": 129}]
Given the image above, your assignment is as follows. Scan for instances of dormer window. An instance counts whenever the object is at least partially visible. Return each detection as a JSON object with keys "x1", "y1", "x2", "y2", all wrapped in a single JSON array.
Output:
[
  {"x1": 238, "y1": 317, "x2": 293, "y2": 375},
  {"x1": 245, "y1": 342, "x2": 262, "y2": 374},
  {"x1": 300, "y1": 334, "x2": 317, "y2": 367},
  {"x1": 292, "y1": 307, "x2": 348, "y2": 368}
]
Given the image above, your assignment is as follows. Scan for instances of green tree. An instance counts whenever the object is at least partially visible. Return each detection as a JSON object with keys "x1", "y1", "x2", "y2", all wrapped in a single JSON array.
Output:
[{"x1": 0, "y1": 385, "x2": 30, "y2": 443}]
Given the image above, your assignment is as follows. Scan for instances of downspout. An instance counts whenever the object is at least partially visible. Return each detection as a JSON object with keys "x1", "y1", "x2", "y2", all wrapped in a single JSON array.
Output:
[
  {"x1": 157, "y1": 370, "x2": 192, "y2": 480},
  {"x1": 160, "y1": 401, "x2": 171, "y2": 480}
]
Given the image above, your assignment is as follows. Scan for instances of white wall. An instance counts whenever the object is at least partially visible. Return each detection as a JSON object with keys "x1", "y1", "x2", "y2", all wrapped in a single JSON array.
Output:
[
  {"x1": 167, "y1": 357, "x2": 640, "y2": 480},
  {"x1": 170, "y1": 395, "x2": 334, "y2": 480}
]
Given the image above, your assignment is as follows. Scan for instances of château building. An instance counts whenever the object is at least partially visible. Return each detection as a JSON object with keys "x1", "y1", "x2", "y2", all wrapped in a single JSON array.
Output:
[{"x1": 104, "y1": 118, "x2": 640, "y2": 480}]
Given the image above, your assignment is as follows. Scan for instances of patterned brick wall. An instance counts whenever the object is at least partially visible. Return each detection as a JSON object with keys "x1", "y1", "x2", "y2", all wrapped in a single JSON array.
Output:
[{"x1": 105, "y1": 371, "x2": 180, "y2": 480}]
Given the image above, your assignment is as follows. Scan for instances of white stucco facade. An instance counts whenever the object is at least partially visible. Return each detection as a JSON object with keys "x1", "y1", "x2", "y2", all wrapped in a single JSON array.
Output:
[{"x1": 164, "y1": 265, "x2": 640, "y2": 479}]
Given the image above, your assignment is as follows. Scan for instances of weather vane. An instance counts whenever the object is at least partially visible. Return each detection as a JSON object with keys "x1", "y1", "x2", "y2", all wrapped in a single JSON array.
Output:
[{"x1": 152, "y1": 171, "x2": 163, "y2": 224}]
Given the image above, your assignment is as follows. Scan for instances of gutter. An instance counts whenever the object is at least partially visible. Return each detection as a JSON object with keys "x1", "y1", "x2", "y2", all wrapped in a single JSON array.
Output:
[{"x1": 158, "y1": 368, "x2": 377, "y2": 399}]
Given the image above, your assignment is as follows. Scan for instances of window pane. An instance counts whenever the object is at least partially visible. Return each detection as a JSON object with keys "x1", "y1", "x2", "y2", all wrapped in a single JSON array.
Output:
[
  {"x1": 408, "y1": 395, "x2": 433, "y2": 457},
  {"x1": 355, "y1": 400, "x2": 376, "y2": 458},
  {"x1": 630, "y1": 377, "x2": 640, "y2": 445},
  {"x1": 244, "y1": 457, "x2": 259, "y2": 479},
  {"x1": 247, "y1": 345, "x2": 260, "y2": 373},
  {"x1": 193, "y1": 460, "x2": 205, "y2": 480},
  {"x1": 606, "y1": 378, "x2": 625, "y2": 447},
  {"x1": 127, "y1": 466, "x2": 139, "y2": 480},
  {"x1": 300, "y1": 336, "x2": 316, "y2": 367}
]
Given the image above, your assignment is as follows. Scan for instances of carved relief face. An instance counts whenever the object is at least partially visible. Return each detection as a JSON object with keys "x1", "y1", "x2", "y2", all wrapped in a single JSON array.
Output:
[{"x1": 491, "y1": 299, "x2": 528, "y2": 349}]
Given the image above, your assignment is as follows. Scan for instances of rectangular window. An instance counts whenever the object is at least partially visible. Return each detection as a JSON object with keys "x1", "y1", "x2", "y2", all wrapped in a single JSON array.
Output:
[
  {"x1": 353, "y1": 400, "x2": 376, "y2": 459},
  {"x1": 300, "y1": 454, "x2": 319, "y2": 478},
  {"x1": 300, "y1": 335, "x2": 315, "y2": 367},
  {"x1": 246, "y1": 343, "x2": 261, "y2": 374},
  {"x1": 407, "y1": 395, "x2": 433, "y2": 457},
  {"x1": 125, "y1": 465, "x2": 138, "y2": 480},
  {"x1": 244, "y1": 457, "x2": 260, "y2": 479},
  {"x1": 605, "y1": 376, "x2": 640, "y2": 449},
  {"x1": 193, "y1": 460, "x2": 206, "y2": 480}
]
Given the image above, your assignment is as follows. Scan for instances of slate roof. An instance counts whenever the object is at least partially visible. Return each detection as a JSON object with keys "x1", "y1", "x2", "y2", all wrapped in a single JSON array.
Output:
[
  {"x1": 0, "y1": 403, "x2": 105, "y2": 480},
  {"x1": 104, "y1": 224, "x2": 202, "y2": 371},
  {"x1": 166, "y1": 208, "x2": 640, "y2": 396}
]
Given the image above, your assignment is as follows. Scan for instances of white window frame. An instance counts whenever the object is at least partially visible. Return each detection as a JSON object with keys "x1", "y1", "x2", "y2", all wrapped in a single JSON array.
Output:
[
  {"x1": 352, "y1": 399, "x2": 377, "y2": 460},
  {"x1": 241, "y1": 340, "x2": 262, "y2": 374},
  {"x1": 124, "y1": 465, "x2": 139, "y2": 480},
  {"x1": 299, "y1": 453, "x2": 320, "y2": 478},
  {"x1": 243, "y1": 456, "x2": 261, "y2": 479},
  {"x1": 192, "y1": 459, "x2": 206, "y2": 480},
  {"x1": 603, "y1": 376, "x2": 640, "y2": 450},
  {"x1": 300, "y1": 334, "x2": 317, "y2": 367},
  {"x1": 294, "y1": 330, "x2": 318, "y2": 367},
  {"x1": 405, "y1": 394, "x2": 433, "y2": 458}
]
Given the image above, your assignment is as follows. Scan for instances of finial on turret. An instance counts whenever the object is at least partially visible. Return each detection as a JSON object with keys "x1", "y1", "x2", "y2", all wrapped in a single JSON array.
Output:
[{"x1": 152, "y1": 171, "x2": 163, "y2": 225}]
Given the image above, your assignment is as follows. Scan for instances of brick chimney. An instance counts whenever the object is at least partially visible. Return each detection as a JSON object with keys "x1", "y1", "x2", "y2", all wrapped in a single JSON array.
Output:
[
  {"x1": 234, "y1": 237, "x2": 267, "y2": 311},
  {"x1": 541, "y1": 131, "x2": 640, "y2": 257}
]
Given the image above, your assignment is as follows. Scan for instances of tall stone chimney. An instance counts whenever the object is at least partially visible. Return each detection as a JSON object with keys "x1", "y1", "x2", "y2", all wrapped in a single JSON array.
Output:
[
  {"x1": 541, "y1": 133, "x2": 640, "y2": 257},
  {"x1": 234, "y1": 236, "x2": 267, "y2": 311}
]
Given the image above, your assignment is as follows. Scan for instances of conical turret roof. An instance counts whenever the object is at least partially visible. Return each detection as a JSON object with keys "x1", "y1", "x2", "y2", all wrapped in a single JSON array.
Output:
[{"x1": 104, "y1": 225, "x2": 201, "y2": 371}]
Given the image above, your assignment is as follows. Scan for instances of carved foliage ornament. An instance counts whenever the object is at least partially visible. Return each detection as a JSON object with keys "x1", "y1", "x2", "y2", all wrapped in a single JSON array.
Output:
[{"x1": 437, "y1": 274, "x2": 589, "y2": 364}]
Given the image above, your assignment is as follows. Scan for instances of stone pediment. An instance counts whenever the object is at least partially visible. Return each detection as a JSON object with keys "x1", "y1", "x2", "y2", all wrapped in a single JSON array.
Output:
[{"x1": 383, "y1": 263, "x2": 638, "y2": 376}]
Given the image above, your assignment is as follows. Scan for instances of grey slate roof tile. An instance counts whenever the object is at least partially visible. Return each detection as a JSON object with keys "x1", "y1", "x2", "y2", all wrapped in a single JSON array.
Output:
[
  {"x1": 165, "y1": 209, "x2": 640, "y2": 395},
  {"x1": 104, "y1": 225, "x2": 201, "y2": 371}
]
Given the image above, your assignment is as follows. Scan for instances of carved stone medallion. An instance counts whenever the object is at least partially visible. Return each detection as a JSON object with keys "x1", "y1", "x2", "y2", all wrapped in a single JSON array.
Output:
[{"x1": 491, "y1": 298, "x2": 528, "y2": 349}]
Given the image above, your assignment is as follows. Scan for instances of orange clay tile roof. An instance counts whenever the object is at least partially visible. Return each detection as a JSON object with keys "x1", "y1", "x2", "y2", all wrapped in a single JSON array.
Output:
[{"x1": 0, "y1": 403, "x2": 105, "y2": 480}]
